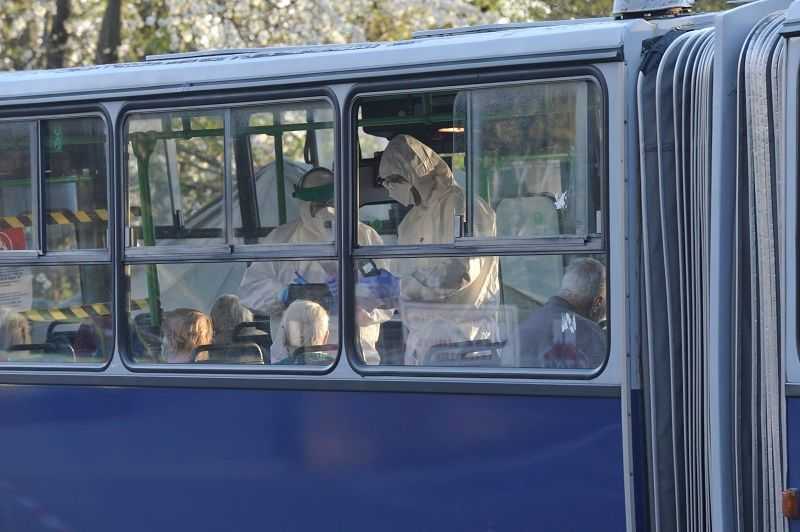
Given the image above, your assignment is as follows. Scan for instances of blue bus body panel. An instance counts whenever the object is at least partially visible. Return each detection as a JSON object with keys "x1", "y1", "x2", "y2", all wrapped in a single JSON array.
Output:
[
  {"x1": 789, "y1": 397, "x2": 800, "y2": 531},
  {"x1": 0, "y1": 386, "x2": 624, "y2": 532}
]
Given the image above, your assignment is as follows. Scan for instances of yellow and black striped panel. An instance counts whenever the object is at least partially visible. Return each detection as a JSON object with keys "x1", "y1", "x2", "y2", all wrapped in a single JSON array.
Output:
[
  {"x1": 21, "y1": 298, "x2": 148, "y2": 322},
  {"x1": 0, "y1": 209, "x2": 108, "y2": 230}
]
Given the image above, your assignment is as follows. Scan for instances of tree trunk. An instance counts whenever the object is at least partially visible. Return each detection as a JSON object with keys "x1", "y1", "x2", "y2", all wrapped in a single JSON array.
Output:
[
  {"x1": 96, "y1": 0, "x2": 122, "y2": 64},
  {"x1": 45, "y1": 0, "x2": 71, "y2": 69}
]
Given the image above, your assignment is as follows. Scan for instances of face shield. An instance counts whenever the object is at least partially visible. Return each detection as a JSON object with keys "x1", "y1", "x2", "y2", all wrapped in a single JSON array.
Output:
[{"x1": 293, "y1": 168, "x2": 335, "y2": 216}]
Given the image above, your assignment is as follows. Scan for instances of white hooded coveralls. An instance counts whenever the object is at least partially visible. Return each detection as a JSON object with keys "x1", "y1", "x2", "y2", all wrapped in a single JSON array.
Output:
[
  {"x1": 238, "y1": 201, "x2": 389, "y2": 364},
  {"x1": 379, "y1": 135, "x2": 500, "y2": 364}
]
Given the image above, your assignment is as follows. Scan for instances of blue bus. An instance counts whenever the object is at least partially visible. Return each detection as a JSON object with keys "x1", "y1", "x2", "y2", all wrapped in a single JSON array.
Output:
[{"x1": 0, "y1": 0, "x2": 799, "y2": 530}]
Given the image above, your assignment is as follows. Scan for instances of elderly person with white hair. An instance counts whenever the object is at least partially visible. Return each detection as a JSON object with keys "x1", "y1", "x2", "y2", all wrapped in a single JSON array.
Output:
[
  {"x1": 518, "y1": 257, "x2": 607, "y2": 369},
  {"x1": 277, "y1": 300, "x2": 333, "y2": 366},
  {"x1": 0, "y1": 309, "x2": 31, "y2": 359}
]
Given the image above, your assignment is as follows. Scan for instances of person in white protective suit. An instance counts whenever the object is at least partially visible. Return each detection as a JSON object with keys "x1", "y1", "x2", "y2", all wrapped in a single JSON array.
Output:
[
  {"x1": 238, "y1": 167, "x2": 392, "y2": 364},
  {"x1": 378, "y1": 134, "x2": 499, "y2": 365}
]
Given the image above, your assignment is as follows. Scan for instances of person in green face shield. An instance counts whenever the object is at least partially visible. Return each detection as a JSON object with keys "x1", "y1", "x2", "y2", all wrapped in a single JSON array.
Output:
[{"x1": 239, "y1": 167, "x2": 392, "y2": 364}]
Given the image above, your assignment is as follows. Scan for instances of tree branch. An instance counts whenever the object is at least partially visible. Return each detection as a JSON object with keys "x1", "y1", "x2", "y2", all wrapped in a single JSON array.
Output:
[
  {"x1": 46, "y1": 0, "x2": 72, "y2": 69},
  {"x1": 96, "y1": 0, "x2": 123, "y2": 64}
]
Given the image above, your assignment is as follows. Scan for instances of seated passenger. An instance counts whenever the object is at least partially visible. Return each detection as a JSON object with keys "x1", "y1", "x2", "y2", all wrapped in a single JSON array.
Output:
[
  {"x1": 518, "y1": 258, "x2": 607, "y2": 369},
  {"x1": 210, "y1": 294, "x2": 256, "y2": 345},
  {"x1": 0, "y1": 309, "x2": 31, "y2": 359},
  {"x1": 278, "y1": 300, "x2": 333, "y2": 366},
  {"x1": 74, "y1": 323, "x2": 99, "y2": 358},
  {"x1": 239, "y1": 167, "x2": 391, "y2": 364},
  {"x1": 161, "y1": 308, "x2": 213, "y2": 363}
]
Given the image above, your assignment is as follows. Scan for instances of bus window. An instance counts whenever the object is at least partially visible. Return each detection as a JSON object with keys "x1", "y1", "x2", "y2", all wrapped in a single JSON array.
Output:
[
  {"x1": 355, "y1": 91, "x2": 464, "y2": 246},
  {"x1": 42, "y1": 117, "x2": 109, "y2": 251},
  {"x1": 0, "y1": 122, "x2": 34, "y2": 251},
  {"x1": 230, "y1": 101, "x2": 335, "y2": 245},
  {"x1": 468, "y1": 80, "x2": 603, "y2": 239},
  {"x1": 126, "y1": 111, "x2": 225, "y2": 247},
  {"x1": 0, "y1": 264, "x2": 113, "y2": 363},
  {"x1": 354, "y1": 254, "x2": 607, "y2": 369},
  {"x1": 126, "y1": 260, "x2": 338, "y2": 367},
  {"x1": 355, "y1": 79, "x2": 603, "y2": 245}
]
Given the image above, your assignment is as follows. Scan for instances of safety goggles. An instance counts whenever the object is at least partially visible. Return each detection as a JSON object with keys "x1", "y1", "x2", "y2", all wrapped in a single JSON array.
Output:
[
  {"x1": 292, "y1": 183, "x2": 334, "y2": 203},
  {"x1": 376, "y1": 174, "x2": 409, "y2": 187}
]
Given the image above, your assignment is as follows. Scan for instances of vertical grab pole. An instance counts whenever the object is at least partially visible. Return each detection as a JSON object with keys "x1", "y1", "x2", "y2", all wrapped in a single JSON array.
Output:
[
  {"x1": 464, "y1": 91, "x2": 475, "y2": 238},
  {"x1": 274, "y1": 112, "x2": 287, "y2": 225},
  {"x1": 130, "y1": 132, "x2": 161, "y2": 328}
]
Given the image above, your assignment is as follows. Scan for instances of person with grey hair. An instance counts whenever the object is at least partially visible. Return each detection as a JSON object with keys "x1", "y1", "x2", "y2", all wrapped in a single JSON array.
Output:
[
  {"x1": 518, "y1": 257, "x2": 607, "y2": 369},
  {"x1": 210, "y1": 294, "x2": 255, "y2": 345}
]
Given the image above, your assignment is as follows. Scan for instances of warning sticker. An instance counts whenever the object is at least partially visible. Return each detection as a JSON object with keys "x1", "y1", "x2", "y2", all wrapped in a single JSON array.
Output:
[{"x1": 0, "y1": 227, "x2": 32, "y2": 312}]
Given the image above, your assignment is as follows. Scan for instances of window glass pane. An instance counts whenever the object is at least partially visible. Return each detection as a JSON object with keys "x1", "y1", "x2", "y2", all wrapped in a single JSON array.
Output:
[
  {"x1": 355, "y1": 80, "x2": 603, "y2": 245},
  {"x1": 354, "y1": 254, "x2": 607, "y2": 369},
  {"x1": 471, "y1": 80, "x2": 603, "y2": 238},
  {"x1": 356, "y1": 91, "x2": 467, "y2": 246},
  {"x1": 231, "y1": 101, "x2": 335, "y2": 245},
  {"x1": 0, "y1": 122, "x2": 34, "y2": 251},
  {"x1": 127, "y1": 111, "x2": 224, "y2": 247},
  {"x1": 127, "y1": 260, "x2": 338, "y2": 366},
  {"x1": 43, "y1": 117, "x2": 109, "y2": 251},
  {"x1": 0, "y1": 264, "x2": 113, "y2": 363}
]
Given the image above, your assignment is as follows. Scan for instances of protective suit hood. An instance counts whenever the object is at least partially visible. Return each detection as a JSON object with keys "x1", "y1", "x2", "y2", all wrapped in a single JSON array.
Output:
[{"x1": 379, "y1": 135, "x2": 455, "y2": 207}]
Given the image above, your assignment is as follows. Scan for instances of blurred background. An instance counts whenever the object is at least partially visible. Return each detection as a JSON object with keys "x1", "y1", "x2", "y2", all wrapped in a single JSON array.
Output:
[{"x1": 1, "y1": 0, "x2": 727, "y2": 71}]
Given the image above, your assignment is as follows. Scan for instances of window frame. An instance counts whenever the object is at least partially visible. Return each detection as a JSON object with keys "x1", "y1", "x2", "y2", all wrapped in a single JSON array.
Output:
[
  {"x1": 0, "y1": 111, "x2": 112, "y2": 264},
  {"x1": 352, "y1": 74, "x2": 606, "y2": 254},
  {"x1": 121, "y1": 97, "x2": 338, "y2": 261},
  {"x1": 344, "y1": 67, "x2": 611, "y2": 379},
  {"x1": 0, "y1": 109, "x2": 113, "y2": 371},
  {"x1": 118, "y1": 94, "x2": 343, "y2": 373}
]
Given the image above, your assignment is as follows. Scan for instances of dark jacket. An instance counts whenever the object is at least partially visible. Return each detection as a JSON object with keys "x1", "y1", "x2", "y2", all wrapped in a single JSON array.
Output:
[{"x1": 518, "y1": 296, "x2": 606, "y2": 369}]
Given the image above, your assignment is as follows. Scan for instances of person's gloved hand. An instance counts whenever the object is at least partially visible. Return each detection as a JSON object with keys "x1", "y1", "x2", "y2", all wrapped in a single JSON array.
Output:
[
  {"x1": 325, "y1": 275, "x2": 338, "y2": 312},
  {"x1": 326, "y1": 275, "x2": 338, "y2": 299},
  {"x1": 360, "y1": 269, "x2": 399, "y2": 301},
  {"x1": 281, "y1": 271, "x2": 308, "y2": 306},
  {"x1": 279, "y1": 286, "x2": 290, "y2": 306}
]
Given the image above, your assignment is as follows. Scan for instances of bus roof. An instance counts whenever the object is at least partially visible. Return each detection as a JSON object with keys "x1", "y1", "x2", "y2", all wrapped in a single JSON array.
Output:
[{"x1": 0, "y1": 18, "x2": 649, "y2": 105}]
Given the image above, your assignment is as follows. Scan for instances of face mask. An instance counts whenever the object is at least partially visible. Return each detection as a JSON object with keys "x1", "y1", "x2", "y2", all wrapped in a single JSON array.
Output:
[
  {"x1": 385, "y1": 180, "x2": 414, "y2": 206},
  {"x1": 306, "y1": 204, "x2": 335, "y2": 234},
  {"x1": 312, "y1": 205, "x2": 335, "y2": 220}
]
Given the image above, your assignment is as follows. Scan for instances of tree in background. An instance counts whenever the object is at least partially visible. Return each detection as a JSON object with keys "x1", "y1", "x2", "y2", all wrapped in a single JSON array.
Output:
[
  {"x1": 0, "y1": 0, "x2": 742, "y2": 70},
  {"x1": 96, "y1": 0, "x2": 122, "y2": 64},
  {"x1": 46, "y1": 0, "x2": 72, "y2": 68}
]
